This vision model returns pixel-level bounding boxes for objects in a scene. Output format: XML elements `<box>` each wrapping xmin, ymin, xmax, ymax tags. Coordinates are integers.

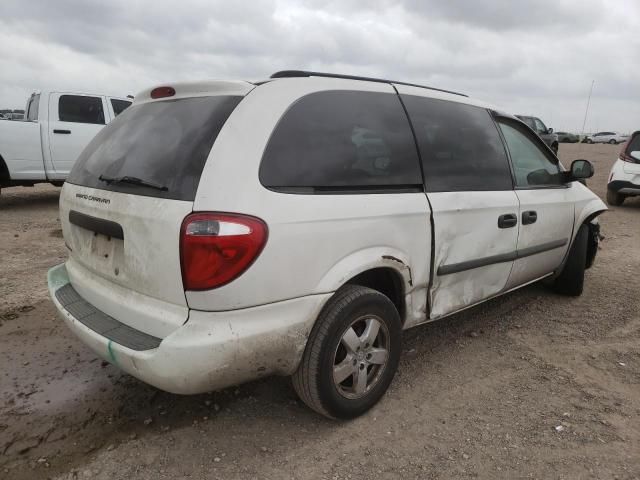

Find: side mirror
<box><xmin>631</xmin><ymin>151</ymin><xmax>640</xmax><ymax>161</ymax></box>
<box><xmin>569</xmin><ymin>159</ymin><xmax>594</xmax><ymax>181</ymax></box>
<box><xmin>547</xmin><ymin>127</ymin><xmax>554</xmax><ymax>134</ymax></box>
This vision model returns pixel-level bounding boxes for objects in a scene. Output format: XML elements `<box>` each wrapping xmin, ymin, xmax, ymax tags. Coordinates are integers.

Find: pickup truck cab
<box><xmin>515</xmin><ymin>115</ymin><xmax>559</xmax><ymax>155</ymax></box>
<box><xmin>48</xmin><ymin>71</ymin><xmax>606</xmax><ymax>419</ymax></box>
<box><xmin>0</xmin><ymin>90</ymin><xmax>131</xmax><ymax>194</ymax></box>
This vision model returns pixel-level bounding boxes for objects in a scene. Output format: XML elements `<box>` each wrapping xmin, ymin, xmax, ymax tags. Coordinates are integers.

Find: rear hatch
<box><xmin>60</xmin><ymin>82</ymin><xmax>252</xmax><ymax>338</ymax></box>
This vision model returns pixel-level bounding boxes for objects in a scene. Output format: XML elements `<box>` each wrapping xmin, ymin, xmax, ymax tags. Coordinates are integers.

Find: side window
<box><xmin>27</xmin><ymin>94</ymin><xmax>40</xmax><ymax>121</ymax></box>
<box><xmin>59</xmin><ymin>95</ymin><xmax>105</xmax><ymax>124</ymax></box>
<box><xmin>260</xmin><ymin>90</ymin><xmax>422</xmax><ymax>191</ymax></box>
<box><xmin>534</xmin><ymin>118</ymin><xmax>547</xmax><ymax>134</ymax></box>
<box><xmin>111</xmin><ymin>99</ymin><xmax>132</xmax><ymax>116</ymax></box>
<box><xmin>498</xmin><ymin>122</ymin><xmax>562</xmax><ymax>188</ymax></box>
<box><xmin>401</xmin><ymin>95</ymin><xmax>513</xmax><ymax>192</ymax></box>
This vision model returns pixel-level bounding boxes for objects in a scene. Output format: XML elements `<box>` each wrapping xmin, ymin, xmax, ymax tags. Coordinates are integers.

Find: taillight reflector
<box><xmin>180</xmin><ymin>213</ymin><xmax>268</xmax><ymax>291</ymax></box>
<box><xmin>150</xmin><ymin>86</ymin><xmax>176</xmax><ymax>99</ymax></box>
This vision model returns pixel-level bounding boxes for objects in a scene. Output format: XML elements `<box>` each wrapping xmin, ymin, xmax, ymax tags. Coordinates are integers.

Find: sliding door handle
<box><xmin>498</xmin><ymin>213</ymin><xmax>518</xmax><ymax>229</ymax></box>
<box><xmin>522</xmin><ymin>210</ymin><xmax>537</xmax><ymax>225</ymax></box>
<box><xmin>53</xmin><ymin>129</ymin><xmax>71</xmax><ymax>134</ymax></box>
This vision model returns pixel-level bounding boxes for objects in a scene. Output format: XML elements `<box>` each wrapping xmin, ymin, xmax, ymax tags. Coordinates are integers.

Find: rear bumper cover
<box><xmin>608</xmin><ymin>180</ymin><xmax>640</xmax><ymax>195</ymax></box>
<box><xmin>48</xmin><ymin>263</ymin><xmax>330</xmax><ymax>394</ymax></box>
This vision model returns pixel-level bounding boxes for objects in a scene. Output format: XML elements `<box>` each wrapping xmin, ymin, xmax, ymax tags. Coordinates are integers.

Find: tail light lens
<box><xmin>180</xmin><ymin>213</ymin><xmax>268</xmax><ymax>291</ymax></box>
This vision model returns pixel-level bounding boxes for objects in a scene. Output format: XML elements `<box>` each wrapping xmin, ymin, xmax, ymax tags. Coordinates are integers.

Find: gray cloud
<box><xmin>0</xmin><ymin>0</ymin><xmax>638</xmax><ymax>132</ymax></box>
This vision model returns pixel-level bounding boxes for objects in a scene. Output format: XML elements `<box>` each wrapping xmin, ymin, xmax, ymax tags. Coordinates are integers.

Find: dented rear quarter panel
<box><xmin>189</xmin><ymin>77</ymin><xmax>433</xmax><ymax>318</ymax></box>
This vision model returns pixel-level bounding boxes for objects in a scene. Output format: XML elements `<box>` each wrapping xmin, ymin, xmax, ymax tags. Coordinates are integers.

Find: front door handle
<box><xmin>53</xmin><ymin>129</ymin><xmax>71</xmax><ymax>134</ymax></box>
<box><xmin>522</xmin><ymin>210</ymin><xmax>537</xmax><ymax>225</ymax></box>
<box><xmin>498</xmin><ymin>213</ymin><xmax>518</xmax><ymax>229</ymax></box>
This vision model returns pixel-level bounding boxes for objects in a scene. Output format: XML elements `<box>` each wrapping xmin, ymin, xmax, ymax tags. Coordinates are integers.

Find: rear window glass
<box><xmin>59</xmin><ymin>95</ymin><xmax>105</xmax><ymax>124</ymax></box>
<box><xmin>628</xmin><ymin>133</ymin><xmax>640</xmax><ymax>152</ymax></box>
<box><xmin>260</xmin><ymin>90</ymin><xmax>422</xmax><ymax>192</ymax></box>
<box><xmin>67</xmin><ymin>96</ymin><xmax>242</xmax><ymax>201</ymax></box>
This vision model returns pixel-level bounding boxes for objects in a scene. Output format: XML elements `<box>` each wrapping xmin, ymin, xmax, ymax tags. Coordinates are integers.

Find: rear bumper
<box><xmin>608</xmin><ymin>180</ymin><xmax>640</xmax><ymax>195</ymax></box>
<box><xmin>48</xmin><ymin>263</ymin><xmax>330</xmax><ymax>394</ymax></box>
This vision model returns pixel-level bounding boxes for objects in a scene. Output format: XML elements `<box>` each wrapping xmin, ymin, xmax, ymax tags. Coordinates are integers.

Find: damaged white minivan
<box><xmin>48</xmin><ymin>71</ymin><xmax>606</xmax><ymax>419</ymax></box>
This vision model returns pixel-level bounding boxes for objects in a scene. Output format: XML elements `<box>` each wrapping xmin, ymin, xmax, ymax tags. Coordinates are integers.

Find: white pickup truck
<box><xmin>0</xmin><ymin>90</ymin><xmax>131</xmax><ymax>194</ymax></box>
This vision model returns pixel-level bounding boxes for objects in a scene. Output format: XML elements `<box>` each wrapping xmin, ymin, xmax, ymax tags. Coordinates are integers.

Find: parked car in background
<box><xmin>607</xmin><ymin>131</ymin><xmax>640</xmax><ymax>205</ymax></box>
<box><xmin>48</xmin><ymin>71</ymin><xmax>606</xmax><ymax>419</ymax></box>
<box><xmin>556</xmin><ymin>131</ymin><xmax>579</xmax><ymax>143</ymax></box>
<box><xmin>0</xmin><ymin>113</ymin><xmax>7</xmax><ymax>120</ymax></box>
<box><xmin>0</xmin><ymin>90</ymin><xmax>131</xmax><ymax>195</ymax></box>
<box><xmin>583</xmin><ymin>132</ymin><xmax>629</xmax><ymax>144</ymax></box>
<box><xmin>9</xmin><ymin>112</ymin><xmax>25</xmax><ymax>120</ymax></box>
<box><xmin>515</xmin><ymin>115</ymin><xmax>559</xmax><ymax>154</ymax></box>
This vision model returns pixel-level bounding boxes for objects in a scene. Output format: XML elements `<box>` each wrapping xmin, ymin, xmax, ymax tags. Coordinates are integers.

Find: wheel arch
<box><xmin>314</xmin><ymin>247</ymin><xmax>414</xmax><ymax>325</ymax></box>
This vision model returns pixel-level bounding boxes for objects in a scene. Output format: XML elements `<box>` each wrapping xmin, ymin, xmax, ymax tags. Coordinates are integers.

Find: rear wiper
<box><xmin>98</xmin><ymin>174</ymin><xmax>168</xmax><ymax>191</ymax></box>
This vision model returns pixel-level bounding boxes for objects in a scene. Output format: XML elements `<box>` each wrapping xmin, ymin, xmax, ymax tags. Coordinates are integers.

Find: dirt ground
<box><xmin>1</xmin><ymin>143</ymin><xmax>638</xmax><ymax>480</ymax></box>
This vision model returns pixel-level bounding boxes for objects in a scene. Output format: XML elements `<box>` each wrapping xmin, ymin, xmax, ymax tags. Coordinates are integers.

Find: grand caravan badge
<box><xmin>75</xmin><ymin>193</ymin><xmax>111</xmax><ymax>205</ymax></box>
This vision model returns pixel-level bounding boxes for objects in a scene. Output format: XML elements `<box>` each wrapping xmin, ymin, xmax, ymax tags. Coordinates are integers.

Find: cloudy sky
<box><xmin>0</xmin><ymin>0</ymin><xmax>638</xmax><ymax>132</ymax></box>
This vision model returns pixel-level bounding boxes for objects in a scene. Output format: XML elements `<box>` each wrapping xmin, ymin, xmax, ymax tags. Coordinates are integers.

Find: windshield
<box><xmin>67</xmin><ymin>95</ymin><xmax>242</xmax><ymax>201</ymax></box>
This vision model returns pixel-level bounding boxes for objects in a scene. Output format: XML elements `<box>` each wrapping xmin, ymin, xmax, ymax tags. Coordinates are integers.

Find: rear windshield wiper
<box><xmin>98</xmin><ymin>174</ymin><xmax>168</xmax><ymax>192</ymax></box>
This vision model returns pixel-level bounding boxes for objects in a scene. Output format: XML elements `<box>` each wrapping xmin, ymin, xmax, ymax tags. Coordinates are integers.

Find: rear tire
<box><xmin>553</xmin><ymin>225</ymin><xmax>588</xmax><ymax>296</ymax></box>
<box><xmin>609</xmin><ymin>139</ymin><xmax>617</xmax><ymax>144</ymax></box>
<box><xmin>606</xmin><ymin>189</ymin><xmax>625</xmax><ymax>206</ymax></box>
<box><xmin>551</xmin><ymin>143</ymin><xmax>559</xmax><ymax>155</ymax></box>
<box><xmin>292</xmin><ymin>285</ymin><xmax>402</xmax><ymax>419</ymax></box>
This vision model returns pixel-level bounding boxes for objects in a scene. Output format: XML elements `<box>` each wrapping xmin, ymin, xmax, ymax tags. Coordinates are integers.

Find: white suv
<box><xmin>47</xmin><ymin>71</ymin><xmax>606</xmax><ymax>419</ymax></box>
<box><xmin>584</xmin><ymin>132</ymin><xmax>629</xmax><ymax>144</ymax></box>
<box><xmin>607</xmin><ymin>131</ymin><xmax>640</xmax><ymax>205</ymax></box>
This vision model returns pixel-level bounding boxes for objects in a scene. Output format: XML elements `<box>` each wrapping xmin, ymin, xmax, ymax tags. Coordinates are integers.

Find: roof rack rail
<box><xmin>270</xmin><ymin>70</ymin><xmax>467</xmax><ymax>97</ymax></box>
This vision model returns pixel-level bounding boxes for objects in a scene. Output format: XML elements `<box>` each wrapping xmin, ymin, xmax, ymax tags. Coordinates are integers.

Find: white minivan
<box><xmin>48</xmin><ymin>71</ymin><xmax>606</xmax><ymax>419</ymax></box>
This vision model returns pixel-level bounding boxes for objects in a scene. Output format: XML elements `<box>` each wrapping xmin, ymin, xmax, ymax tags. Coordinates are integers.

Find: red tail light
<box><xmin>180</xmin><ymin>213</ymin><xmax>268</xmax><ymax>291</ymax></box>
<box><xmin>150</xmin><ymin>86</ymin><xmax>176</xmax><ymax>99</ymax></box>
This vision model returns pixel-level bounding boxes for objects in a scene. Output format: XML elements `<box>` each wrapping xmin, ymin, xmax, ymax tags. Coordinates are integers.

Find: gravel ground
<box><xmin>1</xmin><ymin>143</ymin><xmax>639</xmax><ymax>480</ymax></box>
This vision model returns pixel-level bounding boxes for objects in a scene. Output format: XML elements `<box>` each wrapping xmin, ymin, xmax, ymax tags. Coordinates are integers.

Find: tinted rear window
<box><xmin>67</xmin><ymin>96</ymin><xmax>242</xmax><ymax>201</ymax></box>
<box><xmin>628</xmin><ymin>133</ymin><xmax>640</xmax><ymax>152</ymax></box>
<box><xmin>260</xmin><ymin>90</ymin><xmax>422</xmax><ymax>192</ymax></box>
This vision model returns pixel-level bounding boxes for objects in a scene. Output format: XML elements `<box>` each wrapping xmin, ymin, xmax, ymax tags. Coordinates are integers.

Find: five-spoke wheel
<box><xmin>293</xmin><ymin>285</ymin><xmax>402</xmax><ymax>419</ymax></box>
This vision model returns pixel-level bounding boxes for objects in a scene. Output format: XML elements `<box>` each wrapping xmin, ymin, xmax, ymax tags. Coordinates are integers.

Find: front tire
<box><xmin>609</xmin><ymin>139</ymin><xmax>617</xmax><ymax>144</ymax></box>
<box><xmin>551</xmin><ymin>143</ymin><xmax>559</xmax><ymax>155</ymax></box>
<box><xmin>553</xmin><ymin>224</ymin><xmax>588</xmax><ymax>296</ymax></box>
<box><xmin>606</xmin><ymin>189</ymin><xmax>625</xmax><ymax>206</ymax></box>
<box><xmin>292</xmin><ymin>285</ymin><xmax>402</xmax><ymax>419</ymax></box>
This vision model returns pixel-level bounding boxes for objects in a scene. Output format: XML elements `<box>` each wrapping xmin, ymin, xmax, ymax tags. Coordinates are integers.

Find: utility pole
<box><xmin>580</xmin><ymin>80</ymin><xmax>595</xmax><ymax>137</ymax></box>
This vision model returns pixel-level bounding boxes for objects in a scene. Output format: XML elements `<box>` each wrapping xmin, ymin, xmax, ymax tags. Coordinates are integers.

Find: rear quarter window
<box><xmin>259</xmin><ymin>90</ymin><xmax>422</xmax><ymax>192</ymax></box>
<box><xmin>67</xmin><ymin>95</ymin><xmax>242</xmax><ymax>201</ymax></box>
